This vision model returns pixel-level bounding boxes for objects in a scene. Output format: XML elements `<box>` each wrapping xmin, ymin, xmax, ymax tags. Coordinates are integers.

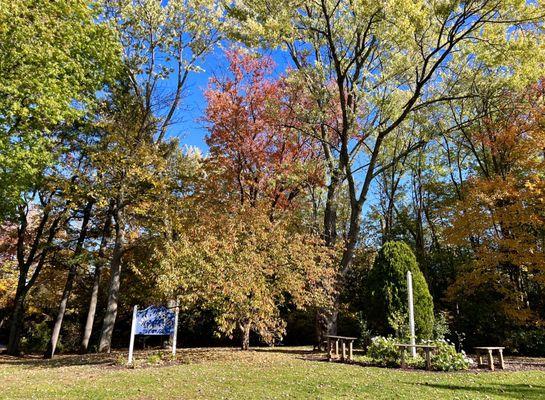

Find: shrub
<box><xmin>366</xmin><ymin>336</ymin><xmax>400</xmax><ymax>366</ymax></box>
<box><xmin>429</xmin><ymin>340</ymin><xmax>471</xmax><ymax>371</ymax></box>
<box><xmin>21</xmin><ymin>320</ymin><xmax>56</xmax><ymax>353</ymax></box>
<box><xmin>366</xmin><ymin>336</ymin><xmax>425</xmax><ymax>368</ymax></box>
<box><xmin>365</xmin><ymin>241</ymin><xmax>434</xmax><ymax>339</ymax></box>
<box><xmin>367</xmin><ymin>336</ymin><xmax>470</xmax><ymax>371</ymax></box>
<box><xmin>506</xmin><ymin>329</ymin><xmax>545</xmax><ymax>356</ymax></box>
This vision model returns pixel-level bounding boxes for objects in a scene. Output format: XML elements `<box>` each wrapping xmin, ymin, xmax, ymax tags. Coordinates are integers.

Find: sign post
<box><xmin>172</xmin><ymin>302</ymin><xmax>179</xmax><ymax>357</ymax></box>
<box><xmin>128</xmin><ymin>305</ymin><xmax>138</xmax><ymax>365</ymax></box>
<box><xmin>407</xmin><ymin>271</ymin><xmax>416</xmax><ymax>357</ymax></box>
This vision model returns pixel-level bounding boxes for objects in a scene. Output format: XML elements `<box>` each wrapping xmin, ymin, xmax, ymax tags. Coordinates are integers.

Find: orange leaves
<box><xmin>445</xmin><ymin>85</ymin><xmax>545</xmax><ymax>323</ymax></box>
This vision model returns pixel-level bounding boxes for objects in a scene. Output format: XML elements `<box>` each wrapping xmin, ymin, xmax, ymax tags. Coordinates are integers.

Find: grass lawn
<box><xmin>1</xmin><ymin>347</ymin><xmax>544</xmax><ymax>399</ymax></box>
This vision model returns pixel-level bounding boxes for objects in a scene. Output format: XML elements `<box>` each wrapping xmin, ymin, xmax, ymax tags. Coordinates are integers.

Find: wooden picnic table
<box><xmin>474</xmin><ymin>346</ymin><xmax>505</xmax><ymax>371</ymax></box>
<box><xmin>396</xmin><ymin>344</ymin><xmax>437</xmax><ymax>370</ymax></box>
<box><xmin>325</xmin><ymin>335</ymin><xmax>357</xmax><ymax>362</ymax></box>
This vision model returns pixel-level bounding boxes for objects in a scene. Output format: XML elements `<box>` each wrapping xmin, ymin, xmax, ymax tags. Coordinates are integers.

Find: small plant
<box><xmin>146</xmin><ymin>353</ymin><xmax>163</xmax><ymax>365</ymax></box>
<box><xmin>357</xmin><ymin>313</ymin><xmax>373</xmax><ymax>350</ymax></box>
<box><xmin>366</xmin><ymin>336</ymin><xmax>400</xmax><ymax>366</ymax></box>
<box><xmin>432</xmin><ymin>311</ymin><xmax>451</xmax><ymax>340</ymax></box>
<box><xmin>115</xmin><ymin>354</ymin><xmax>127</xmax><ymax>366</ymax></box>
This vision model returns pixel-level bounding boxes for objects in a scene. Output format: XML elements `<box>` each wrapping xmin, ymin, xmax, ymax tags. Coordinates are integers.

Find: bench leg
<box><xmin>400</xmin><ymin>348</ymin><xmax>406</xmax><ymax>368</ymax></box>
<box><xmin>349</xmin><ymin>341</ymin><xmax>353</xmax><ymax>361</ymax></box>
<box><xmin>425</xmin><ymin>349</ymin><xmax>431</xmax><ymax>370</ymax></box>
<box><xmin>498</xmin><ymin>349</ymin><xmax>505</xmax><ymax>369</ymax></box>
<box><xmin>487</xmin><ymin>350</ymin><xmax>494</xmax><ymax>371</ymax></box>
<box><xmin>335</xmin><ymin>340</ymin><xmax>339</xmax><ymax>358</ymax></box>
<box><xmin>342</xmin><ymin>341</ymin><xmax>346</xmax><ymax>362</ymax></box>
<box><xmin>478</xmin><ymin>353</ymin><xmax>483</xmax><ymax>367</ymax></box>
<box><xmin>327</xmin><ymin>339</ymin><xmax>333</xmax><ymax>361</ymax></box>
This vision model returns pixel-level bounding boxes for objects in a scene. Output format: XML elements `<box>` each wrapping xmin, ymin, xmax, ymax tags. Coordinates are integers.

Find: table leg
<box><xmin>400</xmin><ymin>348</ymin><xmax>406</xmax><ymax>368</ymax></box>
<box><xmin>478</xmin><ymin>352</ymin><xmax>483</xmax><ymax>367</ymax></box>
<box><xmin>498</xmin><ymin>349</ymin><xmax>505</xmax><ymax>369</ymax></box>
<box><xmin>425</xmin><ymin>348</ymin><xmax>431</xmax><ymax>370</ymax></box>
<box><xmin>487</xmin><ymin>349</ymin><xmax>494</xmax><ymax>371</ymax></box>
<box><xmin>349</xmin><ymin>341</ymin><xmax>353</xmax><ymax>361</ymax></box>
<box><xmin>327</xmin><ymin>339</ymin><xmax>333</xmax><ymax>361</ymax></box>
<box><xmin>335</xmin><ymin>340</ymin><xmax>339</xmax><ymax>358</ymax></box>
<box><xmin>342</xmin><ymin>341</ymin><xmax>346</xmax><ymax>361</ymax></box>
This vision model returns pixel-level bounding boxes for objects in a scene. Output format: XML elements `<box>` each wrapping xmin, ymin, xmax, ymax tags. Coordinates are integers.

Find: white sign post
<box><xmin>407</xmin><ymin>271</ymin><xmax>416</xmax><ymax>357</ymax></box>
<box><xmin>171</xmin><ymin>302</ymin><xmax>179</xmax><ymax>357</ymax></box>
<box><xmin>128</xmin><ymin>305</ymin><xmax>138</xmax><ymax>365</ymax></box>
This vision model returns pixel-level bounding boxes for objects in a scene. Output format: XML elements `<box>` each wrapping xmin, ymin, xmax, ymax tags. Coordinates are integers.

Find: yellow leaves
<box><xmin>156</xmin><ymin>204</ymin><xmax>336</xmax><ymax>344</ymax></box>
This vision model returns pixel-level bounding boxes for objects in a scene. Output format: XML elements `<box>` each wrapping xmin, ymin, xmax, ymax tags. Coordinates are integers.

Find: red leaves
<box><xmin>204</xmin><ymin>49</ymin><xmax>321</xmax><ymax>211</ymax></box>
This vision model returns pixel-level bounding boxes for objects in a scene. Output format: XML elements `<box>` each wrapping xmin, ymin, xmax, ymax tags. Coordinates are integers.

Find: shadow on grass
<box><xmin>252</xmin><ymin>347</ymin><xmax>315</xmax><ymax>356</ymax></box>
<box><xmin>0</xmin><ymin>354</ymin><xmax>118</xmax><ymax>369</ymax></box>
<box><xmin>411</xmin><ymin>382</ymin><xmax>545</xmax><ymax>400</ymax></box>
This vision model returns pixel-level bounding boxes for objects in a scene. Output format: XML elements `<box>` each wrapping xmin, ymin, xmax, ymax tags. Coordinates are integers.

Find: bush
<box><xmin>367</xmin><ymin>336</ymin><xmax>470</xmax><ymax>371</ymax></box>
<box><xmin>429</xmin><ymin>340</ymin><xmax>471</xmax><ymax>371</ymax></box>
<box><xmin>365</xmin><ymin>241</ymin><xmax>434</xmax><ymax>339</ymax></box>
<box><xmin>506</xmin><ymin>329</ymin><xmax>545</xmax><ymax>356</ymax></box>
<box><xmin>366</xmin><ymin>336</ymin><xmax>400</xmax><ymax>366</ymax></box>
<box><xmin>21</xmin><ymin>320</ymin><xmax>56</xmax><ymax>353</ymax></box>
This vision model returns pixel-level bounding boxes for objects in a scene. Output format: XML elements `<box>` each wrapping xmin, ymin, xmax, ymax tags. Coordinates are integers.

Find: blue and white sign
<box><xmin>135</xmin><ymin>306</ymin><xmax>175</xmax><ymax>335</ymax></box>
<box><xmin>128</xmin><ymin>304</ymin><xmax>180</xmax><ymax>364</ymax></box>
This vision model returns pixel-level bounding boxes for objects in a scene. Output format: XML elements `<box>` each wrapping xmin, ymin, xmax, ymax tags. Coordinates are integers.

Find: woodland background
<box><xmin>2</xmin><ymin>0</ymin><xmax>545</xmax><ymax>358</ymax></box>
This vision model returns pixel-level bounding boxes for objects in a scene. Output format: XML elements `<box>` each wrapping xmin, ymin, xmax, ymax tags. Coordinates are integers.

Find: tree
<box><xmin>159</xmin><ymin>207</ymin><xmax>335</xmax><ymax>350</ymax></box>
<box><xmin>204</xmin><ymin>49</ymin><xmax>322</xmax><ymax>215</ymax></box>
<box><xmin>0</xmin><ymin>0</ymin><xmax>119</xmax><ymax>221</ymax></box>
<box><xmin>95</xmin><ymin>0</ymin><xmax>222</xmax><ymax>353</ymax></box>
<box><xmin>366</xmin><ymin>241</ymin><xmax>434</xmax><ymax>339</ymax></box>
<box><xmin>154</xmin><ymin>51</ymin><xmax>335</xmax><ymax>350</ymax></box>
<box><xmin>229</xmin><ymin>0</ymin><xmax>545</xmax><ymax>336</ymax></box>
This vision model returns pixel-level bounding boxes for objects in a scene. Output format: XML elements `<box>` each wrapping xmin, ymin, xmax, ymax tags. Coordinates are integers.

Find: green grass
<box><xmin>1</xmin><ymin>347</ymin><xmax>544</xmax><ymax>399</ymax></box>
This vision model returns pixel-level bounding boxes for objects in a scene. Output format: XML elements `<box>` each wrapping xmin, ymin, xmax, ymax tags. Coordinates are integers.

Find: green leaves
<box><xmin>0</xmin><ymin>0</ymin><xmax>120</xmax><ymax>220</ymax></box>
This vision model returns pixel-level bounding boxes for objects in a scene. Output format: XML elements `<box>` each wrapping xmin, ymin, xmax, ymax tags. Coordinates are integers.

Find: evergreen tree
<box><xmin>366</xmin><ymin>241</ymin><xmax>434</xmax><ymax>339</ymax></box>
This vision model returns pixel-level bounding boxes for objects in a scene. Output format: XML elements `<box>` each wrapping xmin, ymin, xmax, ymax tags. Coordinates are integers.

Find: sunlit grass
<box><xmin>1</xmin><ymin>347</ymin><xmax>544</xmax><ymax>399</ymax></box>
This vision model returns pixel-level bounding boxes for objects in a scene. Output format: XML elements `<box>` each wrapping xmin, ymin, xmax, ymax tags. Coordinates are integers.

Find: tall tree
<box><xmin>446</xmin><ymin>84</ymin><xmax>545</xmax><ymax>334</ymax></box>
<box><xmin>1</xmin><ymin>0</ymin><xmax>119</xmax><ymax>355</ymax></box>
<box><xmin>204</xmin><ymin>49</ymin><xmax>322</xmax><ymax>215</ymax></box>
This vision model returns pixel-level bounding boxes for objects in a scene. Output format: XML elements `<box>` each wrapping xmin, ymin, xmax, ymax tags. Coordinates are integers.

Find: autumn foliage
<box><xmin>204</xmin><ymin>50</ymin><xmax>322</xmax><ymax>213</ymax></box>
<box><xmin>446</xmin><ymin>84</ymin><xmax>545</xmax><ymax>328</ymax></box>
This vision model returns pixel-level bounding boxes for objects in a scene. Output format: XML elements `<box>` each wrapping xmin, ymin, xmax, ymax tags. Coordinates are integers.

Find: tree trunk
<box><xmin>79</xmin><ymin>263</ymin><xmax>103</xmax><ymax>353</ymax></box>
<box><xmin>7</xmin><ymin>203</ymin><xmax>61</xmax><ymax>356</ymax></box>
<box><xmin>315</xmin><ymin>176</ymin><xmax>340</xmax><ymax>344</ymax></box>
<box><xmin>323</xmin><ymin>176</ymin><xmax>339</xmax><ymax>246</ymax></box>
<box><xmin>45</xmin><ymin>201</ymin><xmax>93</xmax><ymax>358</ymax></box>
<box><xmin>80</xmin><ymin>207</ymin><xmax>113</xmax><ymax>353</ymax></box>
<box><xmin>98</xmin><ymin>207</ymin><xmax>124</xmax><ymax>353</ymax></box>
<box><xmin>7</xmin><ymin>288</ymin><xmax>27</xmax><ymax>356</ymax></box>
<box><xmin>240</xmin><ymin>322</ymin><xmax>251</xmax><ymax>351</ymax></box>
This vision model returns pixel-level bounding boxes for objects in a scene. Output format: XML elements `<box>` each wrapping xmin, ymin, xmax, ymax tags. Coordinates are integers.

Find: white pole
<box><xmin>407</xmin><ymin>271</ymin><xmax>416</xmax><ymax>357</ymax></box>
<box><xmin>172</xmin><ymin>302</ymin><xmax>179</xmax><ymax>358</ymax></box>
<box><xmin>128</xmin><ymin>305</ymin><xmax>138</xmax><ymax>365</ymax></box>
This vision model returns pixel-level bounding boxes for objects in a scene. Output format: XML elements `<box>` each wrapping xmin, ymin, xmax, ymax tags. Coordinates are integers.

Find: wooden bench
<box><xmin>474</xmin><ymin>347</ymin><xmax>505</xmax><ymax>371</ymax></box>
<box><xmin>396</xmin><ymin>344</ymin><xmax>437</xmax><ymax>370</ymax></box>
<box><xmin>325</xmin><ymin>335</ymin><xmax>357</xmax><ymax>362</ymax></box>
